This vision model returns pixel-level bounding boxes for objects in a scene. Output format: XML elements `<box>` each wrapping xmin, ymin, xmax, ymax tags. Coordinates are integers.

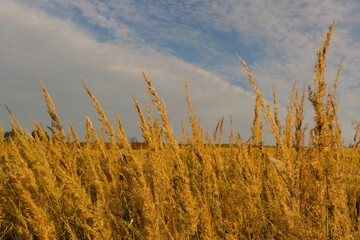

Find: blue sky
<box><xmin>1</xmin><ymin>0</ymin><xmax>360</xmax><ymax>144</ymax></box>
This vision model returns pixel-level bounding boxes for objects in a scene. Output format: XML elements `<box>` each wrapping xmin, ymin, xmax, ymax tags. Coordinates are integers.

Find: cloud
<box><xmin>2</xmin><ymin>0</ymin><xmax>360</xmax><ymax>144</ymax></box>
<box><xmin>0</xmin><ymin>1</ymin><xmax>255</xmax><ymax>143</ymax></box>
<box><xmin>199</xmin><ymin>0</ymin><xmax>360</xmax><ymax>143</ymax></box>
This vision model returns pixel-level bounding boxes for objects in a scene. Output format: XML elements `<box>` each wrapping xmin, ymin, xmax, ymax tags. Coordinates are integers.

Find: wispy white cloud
<box><xmin>0</xmin><ymin>1</ymin><xmax>255</xmax><ymax>142</ymax></box>
<box><xmin>1</xmin><ymin>0</ymin><xmax>360</xmax><ymax>144</ymax></box>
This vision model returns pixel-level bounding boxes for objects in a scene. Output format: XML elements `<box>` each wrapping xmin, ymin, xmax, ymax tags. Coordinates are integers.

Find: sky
<box><xmin>1</xmin><ymin>0</ymin><xmax>360</xmax><ymax>145</ymax></box>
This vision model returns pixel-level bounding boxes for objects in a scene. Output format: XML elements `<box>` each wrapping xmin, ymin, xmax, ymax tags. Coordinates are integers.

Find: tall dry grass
<box><xmin>1</xmin><ymin>22</ymin><xmax>360</xmax><ymax>239</ymax></box>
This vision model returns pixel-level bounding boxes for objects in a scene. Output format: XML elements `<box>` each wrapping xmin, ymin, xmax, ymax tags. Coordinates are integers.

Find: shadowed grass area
<box><xmin>1</xmin><ymin>22</ymin><xmax>360</xmax><ymax>239</ymax></box>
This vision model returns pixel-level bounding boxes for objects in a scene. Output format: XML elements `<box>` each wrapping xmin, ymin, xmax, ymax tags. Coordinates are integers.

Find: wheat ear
<box><xmin>82</xmin><ymin>79</ymin><xmax>115</xmax><ymax>144</ymax></box>
<box><xmin>39</xmin><ymin>77</ymin><xmax>65</xmax><ymax>141</ymax></box>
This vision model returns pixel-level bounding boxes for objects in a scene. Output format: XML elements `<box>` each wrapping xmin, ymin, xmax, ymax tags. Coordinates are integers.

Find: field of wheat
<box><xmin>1</xmin><ymin>22</ymin><xmax>360</xmax><ymax>239</ymax></box>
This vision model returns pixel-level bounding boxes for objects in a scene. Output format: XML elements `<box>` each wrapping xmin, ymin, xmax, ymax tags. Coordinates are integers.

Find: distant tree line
<box><xmin>3</xmin><ymin>129</ymin><xmax>141</xmax><ymax>143</ymax></box>
<box><xmin>3</xmin><ymin>130</ymin><xmax>49</xmax><ymax>141</ymax></box>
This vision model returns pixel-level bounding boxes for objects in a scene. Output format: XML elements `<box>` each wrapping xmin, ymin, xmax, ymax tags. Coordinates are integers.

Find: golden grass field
<box><xmin>1</xmin><ymin>22</ymin><xmax>360</xmax><ymax>239</ymax></box>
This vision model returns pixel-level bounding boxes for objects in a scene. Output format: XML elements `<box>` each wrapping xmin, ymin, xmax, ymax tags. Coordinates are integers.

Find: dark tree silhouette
<box><xmin>3</xmin><ymin>130</ymin><xmax>15</xmax><ymax>141</ymax></box>
<box><xmin>31</xmin><ymin>130</ymin><xmax>50</xmax><ymax>141</ymax></box>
